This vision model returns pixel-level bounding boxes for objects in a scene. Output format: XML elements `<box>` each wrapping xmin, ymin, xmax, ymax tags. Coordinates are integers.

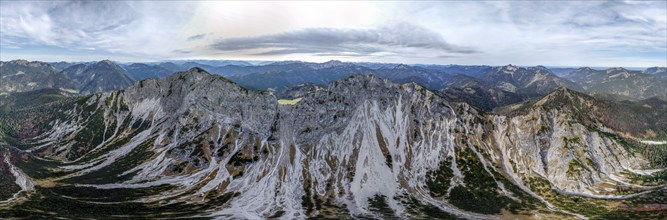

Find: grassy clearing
<box><xmin>277</xmin><ymin>98</ymin><xmax>302</xmax><ymax>105</ymax></box>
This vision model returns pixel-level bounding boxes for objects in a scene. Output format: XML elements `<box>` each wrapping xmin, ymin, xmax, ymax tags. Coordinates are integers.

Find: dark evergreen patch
<box><xmin>446</xmin><ymin>147</ymin><xmax>524</xmax><ymax>214</ymax></box>
<box><xmin>367</xmin><ymin>194</ymin><xmax>397</xmax><ymax>219</ymax></box>
<box><xmin>425</xmin><ymin>158</ymin><xmax>454</xmax><ymax>197</ymax></box>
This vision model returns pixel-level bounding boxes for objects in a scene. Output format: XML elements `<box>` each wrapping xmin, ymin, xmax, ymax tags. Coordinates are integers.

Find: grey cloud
<box><xmin>172</xmin><ymin>49</ymin><xmax>192</xmax><ymax>54</ymax></box>
<box><xmin>211</xmin><ymin>23</ymin><xmax>476</xmax><ymax>57</ymax></box>
<box><xmin>255</xmin><ymin>45</ymin><xmax>384</xmax><ymax>56</ymax></box>
<box><xmin>187</xmin><ymin>34</ymin><xmax>206</xmax><ymax>41</ymax></box>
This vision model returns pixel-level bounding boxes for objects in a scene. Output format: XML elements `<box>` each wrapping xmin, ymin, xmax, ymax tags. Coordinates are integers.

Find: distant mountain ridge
<box><xmin>63</xmin><ymin>60</ymin><xmax>134</xmax><ymax>94</ymax></box>
<box><xmin>561</xmin><ymin>67</ymin><xmax>666</xmax><ymax>100</ymax></box>
<box><xmin>0</xmin><ymin>60</ymin><xmax>72</xmax><ymax>93</ymax></box>
<box><xmin>478</xmin><ymin>65</ymin><xmax>584</xmax><ymax>95</ymax></box>
<box><xmin>2</xmin><ymin>59</ymin><xmax>665</xmax><ymax>111</ymax></box>
<box><xmin>1</xmin><ymin>60</ymin><xmax>134</xmax><ymax>94</ymax></box>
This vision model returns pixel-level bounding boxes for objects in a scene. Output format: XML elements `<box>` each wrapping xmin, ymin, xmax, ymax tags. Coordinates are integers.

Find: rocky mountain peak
<box><xmin>91</xmin><ymin>60</ymin><xmax>124</xmax><ymax>72</ymax></box>
<box><xmin>502</xmin><ymin>64</ymin><xmax>519</xmax><ymax>71</ymax></box>
<box><xmin>322</xmin><ymin>60</ymin><xmax>344</xmax><ymax>65</ymax></box>
<box><xmin>606</xmin><ymin>67</ymin><xmax>627</xmax><ymax>73</ymax></box>
<box><xmin>127</xmin><ymin>67</ymin><xmax>245</xmax><ymax>98</ymax></box>
<box><xmin>59</xmin><ymin>60</ymin><xmax>134</xmax><ymax>94</ymax></box>
<box><xmin>329</xmin><ymin>74</ymin><xmax>387</xmax><ymax>90</ymax></box>
<box><xmin>545</xmin><ymin>86</ymin><xmax>581</xmax><ymax>99</ymax></box>
<box><xmin>534</xmin><ymin>65</ymin><xmax>548</xmax><ymax>70</ymax></box>
<box><xmin>527</xmin><ymin>86</ymin><xmax>595</xmax><ymax>114</ymax></box>
<box><xmin>644</xmin><ymin>66</ymin><xmax>666</xmax><ymax>74</ymax></box>
<box><xmin>319</xmin><ymin>74</ymin><xmax>430</xmax><ymax>106</ymax></box>
<box><xmin>10</xmin><ymin>59</ymin><xmax>30</xmax><ymax>65</ymax></box>
<box><xmin>120</xmin><ymin>66</ymin><xmax>276</xmax><ymax>133</ymax></box>
<box><xmin>146</xmin><ymin>67</ymin><xmax>234</xmax><ymax>89</ymax></box>
<box><xmin>577</xmin><ymin>67</ymin><xmax>594</xmax><ymax>72</ymax></box>
<box><xmin>98</xmin><ymin>59</ymin><xmax>115</xmax><ymax>66</ymax></box>
<box><xmin>306</xmin><ymin>60</ymin><xmax>351</xmax><ymax>69</ymax></box>
<box><xmin>492</xmin><ymin>64</ymin><xmax>521</xmax><ymax>74</ymax></box>
<box><xmin>185</xmin><ymin>66</ymin><xmax>208</xmax><ymax>74</ymax></box>
<box><xmin>394</xmin><ymin>64</ymin><xmax>412</xmax><ymax>70</ymax></box>
<box><xmin>604</xmin><ymin>67</ymin><xmax>636</xmax><ymax>79</ymax></box>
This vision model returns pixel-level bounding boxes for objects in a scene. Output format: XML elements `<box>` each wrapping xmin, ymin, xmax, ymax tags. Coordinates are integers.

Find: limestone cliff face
<box><xmin>2</xmin><ymin>68</ymin><xmax>660</xmax><ymax>219</ymax></box>
<box><xmin>495</xmin><ymin>109</ymin><xmax>646</xmax><ymax>194</ymax></box>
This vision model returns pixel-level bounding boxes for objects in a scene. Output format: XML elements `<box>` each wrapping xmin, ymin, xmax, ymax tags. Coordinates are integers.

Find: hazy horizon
<box><xmin>1</xmin><ymin>58</ymin><xmax>663</xmax><ymax>70</ymax></box>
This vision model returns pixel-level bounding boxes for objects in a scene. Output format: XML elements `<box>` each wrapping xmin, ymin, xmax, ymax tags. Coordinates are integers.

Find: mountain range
<box><xmin>3</xmin><ymin>59</ymin><xmax>664</xmax><ymax>102</ymax></box>
<box><xmin>560</xmin><ymin>67</ymin><xmax>666</xmax><ymax>100</ymax></box>
<box><xmin>0</xmin><ymin>60</ymin><xmax>133</xmax><ymax>95</ymax></box>
<box><xmin>0</xmin><ymin>65</ymin><xmax>665</xmax><ymax>218</ymax></box>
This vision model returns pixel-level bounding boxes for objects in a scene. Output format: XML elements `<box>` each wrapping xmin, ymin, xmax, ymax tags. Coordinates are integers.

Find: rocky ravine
<box><xmin>0</xmin><ymin>68</ymin><xmax>664</xmax><ymax>219</ymax></box>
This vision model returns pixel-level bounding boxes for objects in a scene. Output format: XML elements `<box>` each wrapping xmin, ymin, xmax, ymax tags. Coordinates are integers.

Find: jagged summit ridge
<box><xmin>119</xmin><ymin>66</ymin><xmax>278</xmax><ymax>134</ymax></box>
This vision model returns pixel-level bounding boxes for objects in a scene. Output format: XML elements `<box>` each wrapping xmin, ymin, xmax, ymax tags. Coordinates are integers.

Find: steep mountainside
<box><xmin>0</xmin><ymin>88</ymin><xmax>75</xmax><ymax>112</ymax></box>
<box><xmin>49</xmin><ymin>62</ymin><xmax>76</xmax><ymax>72</ymax></box>
<box><xmin>439</xmin><ymin>74</ymin><xmax>525</xmax><ymax>112</ymax></box>
<box><xmin>0</xmin><ymin>68</ymin><xmax>664</xmax><ymax>219</ymax></box>
<box><xmin>644</xmin><ymin>67</ymin><xmax>667</xmax><ymax>80</ymax></box>
<box><xmin>500</xmin><ymin>87</ymin><xmax>667</xmax><ymax>139</ymax></box>
<box><xmin>563</xmin><ymin>67</ymin><xmax>666</xmax><ymax>100</ymax></box>
<box><xmin>60</xmin><ymin>60</ymin><xmax>134</xmax><ymax>94</ymax></box>
<box><xmin>479</xmin><ymin>65</ymin><xmax>583</xmax><ymax>96</ymax></box>
<box><xmin>0</xmin><ymin>60</ymin><xmax>74</xmax><ymax>93</ymax></box>
<box><xmin>1</xmin><ymin>60</ymin><xmax>135</xmax><ymax>95</ymax></box>
<box><xmin>374</xmin><ymin>64</ymin><xmax>451</xmax><ymax>89</ymax></box>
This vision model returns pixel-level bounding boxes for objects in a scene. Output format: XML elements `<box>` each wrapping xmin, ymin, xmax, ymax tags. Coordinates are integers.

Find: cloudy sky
<box><xmin>1</xmin><ymin>1</ymin><xmax>665</xmax><ymax>67</ymax></box>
